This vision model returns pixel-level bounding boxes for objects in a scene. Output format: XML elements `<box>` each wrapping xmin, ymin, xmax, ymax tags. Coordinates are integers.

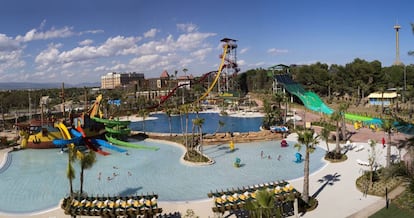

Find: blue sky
<box><xmin>0</xmin><ymin>0</ymin><xmax>413</xmax><ymax>84</ymax></box>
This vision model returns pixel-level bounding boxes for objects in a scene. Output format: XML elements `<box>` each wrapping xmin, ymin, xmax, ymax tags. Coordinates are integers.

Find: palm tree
<box><xmin>330</xmin><ymin>111</ymin><xmax>342</xmax><ymax>154</ymax></box>
<box><xmin>79</xmin><ymin>151</ymin><xmax>96</xmax><ymax>194</ymax></box>
<box><xmin>244</xmin><ymin>189</ymin><xmax>279</xmax><ymax>218</ymax></box>
<box><xmin>320</xmin><ymin>125</ymin><xmax>331</xmax><ymax>152</ymax></box>
<box><xmin>165</xmin><ymin>108</ymin><xmax>173</xmax><ymax>136</ymax></box>
<box><xmin>382</xmin><ymin>118</ymin><xmax>394</xmax><ymax>168</ymax></box>
<box><xmin>295</xmin><ymin>129</ymin><xmax>319</xmax><ymax>204</ymax></box>
<box><xmin>192</xmin><ymin>117</ymin><xmax>205</xmax><ymax>157</ymax></box>
<box><xmin>66</xmin><ymin>144</ymin><xmax>77</xmax><ymax>196</ymax></box>
<box><xmin>338</xmin><ymin>103</ymin><xmax>349</xmax><ymax>140</ymax></box>
<box><xmin>378</xmin><ymin>86</ymin><xmax>386</xmax><ymax>116</ymax></box>
<box><xmin>213</xmin><ymin>120</ymin><xmax>225</xmax><ymax>136</ymax></box>
<box><xmin>67</xmin><ymin>159</ymin><xmax>76</xmax><ymax>196</ymax></box>
<box><xmin>138</xmin><ymin>109</ymin><xmax>149</xmax><ymax>134</ymax></box>
<box><xmin>180</xmin><ymin>104</ymin><xmax>191</xmax><ymax>158</ymax></box>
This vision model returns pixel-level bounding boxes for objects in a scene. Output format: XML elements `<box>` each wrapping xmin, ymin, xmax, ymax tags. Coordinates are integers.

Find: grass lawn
<box><xmin>369</xmin><ymin>203</ymin><xmax>414</xmax><ymax>218</ymax></box>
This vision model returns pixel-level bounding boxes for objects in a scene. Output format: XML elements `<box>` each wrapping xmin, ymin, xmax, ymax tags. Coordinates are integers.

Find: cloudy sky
<box><xmin>0</xmin><ymin>0</ymin><xmax>413</xmax><ymax>84</ymax></box>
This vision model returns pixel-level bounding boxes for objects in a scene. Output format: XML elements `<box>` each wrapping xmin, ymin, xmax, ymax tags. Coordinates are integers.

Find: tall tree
<box><xmin>330</xmin><ymin>111</ymin><xmax>342</xmax><ymax>154</ymax></box>
<box><xmin>180</xmin><ymin>104</ymin><xmax>191</xmax><ymax>158</ymax></box>
<box><xmin>138</xmin><ymin>109</ymin><xmax>149</xmax><ymax>134</ymax></box>
<box><xmin>165</xmin><ymin>108</ymin><xmax>173</xmax><ymax>136</ymax></box>
<box><xmin>295</xmin><ymin>129</ymin><xmax>319</xmax><ymax>204</ymax></box>
<box><xmin>382</xmin><ymin>119</ymin><xmax>394</xmax><ymax>168</ymax></box>
<box><xmin>338</xmin><ymin>103</ymin><xmax>349</xmax><ymax>140</ymax></box>
<box><xmin>213</xmin><ymin>120</ymin><xmax>225</xmax><ymax>136</ymax></box>
<box><xmin>66</xmin><ymin>144</ymin><xmax>77</xmax><ymax>196</ymax></box>
<box><xmin>192</xmin><ymin>117</ymin><xmax>205</xmax><ymax>157</ymax></box>
<box><xmin>79</xmin><ymin>151</ymin><xmax>96</xmax><ymax>194</ymax></box>
<box><xmin>320</xmin><ymin>125</ymin><xmax>331</xmax><ymax>152</ymax></box>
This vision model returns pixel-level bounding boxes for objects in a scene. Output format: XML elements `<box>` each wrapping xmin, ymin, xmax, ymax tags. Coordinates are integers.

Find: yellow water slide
<box><xmin>55</xmin><ymin>122</ymin><xmax>75</xmax><ymax>149</ymax></box>
<box><xmin>195</xmin><ymin>43</ymin><xmax>229</xmax><ymax>102</ymax></box>
<box><xmin>88</xmin><ymin>94</ymin><xmax>103</xmax><ymax>118</ymax></box>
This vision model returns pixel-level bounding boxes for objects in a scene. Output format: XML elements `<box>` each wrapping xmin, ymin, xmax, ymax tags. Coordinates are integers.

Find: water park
<box><xmin>0</xmin><ymin>37</ymin><xmax>413</xmax><ymax>218</ymax></box>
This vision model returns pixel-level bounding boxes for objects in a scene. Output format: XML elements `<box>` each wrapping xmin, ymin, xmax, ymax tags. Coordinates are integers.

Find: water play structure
<box><xmin>19</xmin><ymin>119</ymin><xmax>63</xmax><ymax>149</ymax></box>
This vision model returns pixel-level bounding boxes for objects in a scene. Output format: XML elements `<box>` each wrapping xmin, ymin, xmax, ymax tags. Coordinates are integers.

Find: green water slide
<box><xmin>282</xmin><ymin>81</ymin><xmax>333</xmax><ymax>114</ymax></box>
<box><xmin>105</xmin><ymin>135</ymin><xmax>159</xmax><ymax>150</ymax></box>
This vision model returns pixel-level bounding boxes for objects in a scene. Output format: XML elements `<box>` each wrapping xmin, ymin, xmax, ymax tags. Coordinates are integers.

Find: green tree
<box><xmin>79</xmin><ymin>151</ymin><xmax>96</xmax><ymax>194</ymax></box>
<box><xmin>244</xmin><ymin>189</ymin><xmax>279</xmax><ymax>218</ymax></box>
<box><xmin>138</xmin><ymin>109</ymin><xmax>149</xmax><ymax>134</ymax></box>
<box><xmin>367</xmin><ymin>139</ymin><xmax>379</xmax><ymax>188</ymax></box>
<box><xmin>320</xmin><ymin>125</ymin><xmax>331</xmax><ymax>152</ymax></box>
<box><xmin>382</xmin><ymin>118</ymin><xmax>394</xmax><ymax>168</ymax></box>
<box><xmin>66</xmin><ymin>144</ymin><xmax>77</xmax><ymax>196</ymax></box>
<box><xmin>338</xmin><ymin>103</ymin><xmax>349</xmax><ymax>139</ymax></box>
<box><xmin>192</xmin><ymin>117</ymin><xmax>205</xmax><ymax>157</ymax></box>
<box><xmin>180</xmin><ymin>104</ymin><xmax>191</xmax><ymax>158</ymax></box>
<box><xmin>213</xmin><ymin>120</ymin><xmax>225</xmax><ymax>136</ymax></box>
<box><xmin>330</xmin><ymin>111</ymin><xmax>342</xmax><ymax>154</ymax></box>
<box><xmin>165</xmin><ymin>108</ymin><xmax>173</xmax><ymax>136</ymax></box>
<box><xmin>295</xmin><ymin>129</ymin><xmax>319</xmax><ymax>204</ymax></box>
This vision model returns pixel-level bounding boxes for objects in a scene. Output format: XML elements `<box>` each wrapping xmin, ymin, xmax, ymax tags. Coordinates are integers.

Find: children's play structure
<box><xmin>294</xmin><ymin>152</ymin><xmax>303</xmax><ymax>163</ymax></box>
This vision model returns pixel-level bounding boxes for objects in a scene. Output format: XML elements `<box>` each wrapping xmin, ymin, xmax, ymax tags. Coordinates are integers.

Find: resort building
<box><xmin>101</xmin><ymin>72</ymin><xmax>145</xmax><ymax>89</ymax></box>
<box><xmin>367</xmin><ymin>91</ymin><xmax>399</xmax><ymax>106</ymax></box>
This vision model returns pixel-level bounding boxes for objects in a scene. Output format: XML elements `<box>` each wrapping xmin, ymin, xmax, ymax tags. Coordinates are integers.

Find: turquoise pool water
<box><xmin>129</xmin><ymin>112</ymin><xmax>264</xmax><ymax>133</ymax></box>
<box><xmin>0</xmin><ymin>139</ymin><xmax>326</xmax><ymax>214</ymax></box>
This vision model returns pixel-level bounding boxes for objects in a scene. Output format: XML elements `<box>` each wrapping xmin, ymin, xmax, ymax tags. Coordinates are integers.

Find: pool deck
<box><xmin>0</xmin><ymin>123</ymin><xmax>410</xmax><ymax>218</ymax></box>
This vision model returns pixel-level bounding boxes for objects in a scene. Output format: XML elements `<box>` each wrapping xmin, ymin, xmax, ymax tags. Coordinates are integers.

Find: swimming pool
<box><xmin>0</xmin><ymin>139</ymin><xmax>326</xmax><ymax>214</ymax></box>
<box><xmin>129</xmin><ymin>112</ymin><xmax>264</xmax><ymax>133</ymax></box>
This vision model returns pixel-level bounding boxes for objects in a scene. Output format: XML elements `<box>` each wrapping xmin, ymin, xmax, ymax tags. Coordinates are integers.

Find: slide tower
<box><xmin>218</xmin><ymin>38</ymin><xmax>240</xmax><ymax>95</ymax></box>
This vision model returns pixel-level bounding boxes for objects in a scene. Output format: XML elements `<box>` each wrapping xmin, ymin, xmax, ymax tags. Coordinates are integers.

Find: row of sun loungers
<box><xmin>207</xmin><ymin>180</ymin><xmax>301</xmax><ymax>213</ymax></box>
<box><xmin>61</xmin><ymin>194</ymin><xmax>162</xmax><ymax>217</ymax></box>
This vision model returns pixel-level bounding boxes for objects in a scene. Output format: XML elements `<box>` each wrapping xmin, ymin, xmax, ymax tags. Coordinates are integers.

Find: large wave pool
<box><xmin>0</xmin><ymin>139</ymin><xmax>326</xmax><ymax>214</ymax></box>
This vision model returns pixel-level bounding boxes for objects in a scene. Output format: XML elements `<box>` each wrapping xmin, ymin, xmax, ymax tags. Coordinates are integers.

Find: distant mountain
<box><xmin>0</xmin><ymin>82</ymin><xmax>100</xmax><ymax>90</ymax></box>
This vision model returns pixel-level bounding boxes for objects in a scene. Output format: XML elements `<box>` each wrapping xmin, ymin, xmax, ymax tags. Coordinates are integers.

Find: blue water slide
<box><xmin>52</xmin><ymin>137</ymin><xmax>82</xmax><ymax>147</ymax></box>
<box><xmin>91</xmin><ymin>138</ymin><xmax>127</xmax><ymax>153</ymax></box>
<box><xmin>70</xmin><ymin>128</ymin><xmax>83</xmax><ymax>138</ymax></box>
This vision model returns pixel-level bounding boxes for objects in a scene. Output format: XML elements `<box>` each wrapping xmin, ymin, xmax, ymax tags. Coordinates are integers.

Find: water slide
<box><xmin>71</xmin><ymin>127</ymin><xmax>110</xmax><ymax>156</ymax></box>
<box><xmin>275</xmin><ymin>74</ymin><xmax>334</xmax><ymax>114</ymax></box>
<box><xmin>105</xmin><ymin>126</ymin><xmax>131</xmax><ymax>135</ymax></box>
<box><xmin>145</xmin><ymin>44</ymin><xmax>229</xmax><ymax>109</ymax></box>
<box><xmin>53</xmin><ymin>137</ymin><xmax>81</xmax><ymax>148</ymax></box>
<box><xmin>196</xmin><ymin>43</ymin><xmax>229</xmax><ymax>102</ymax></box>
<box><xmin>90</xmin><ymin>116</ymin><xmax>131</xmax><ymax>127</ymax></box>
<box><xmin>91</xmin><ymin>138</ymin><xmax>127</xmax><ymax>153</ymax></box>
<box><xmin>105</xmin><ymin>134</ymin><xmax>159</xmax><ymax>151</ymax></box>
<box><xmin>275</xmin><ymin>74</ymin><xmax>386</xmax><ymax>126</ymax></box>
<box><xmin>54</xmin><ymin>122</ymin><xmax>79</xmax><ymax>149</ymax></box>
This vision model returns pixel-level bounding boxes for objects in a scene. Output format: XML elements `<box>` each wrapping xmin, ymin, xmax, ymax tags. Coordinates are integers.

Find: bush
<box><xmin>325</xmin><ymin>151</ymin><xmax>343</xmax><ymax>160</ymax></box>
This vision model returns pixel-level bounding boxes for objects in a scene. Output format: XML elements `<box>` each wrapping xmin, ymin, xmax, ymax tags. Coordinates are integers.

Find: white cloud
<box><xmin>237</xmin><ymin>59</ymin><xmax>246</xmax><ymax>66</ymax></box>
<box><xmin>16</xmin><ymin>26</ymin><xmax>75</xmax><ymax>42</ymax></box>
<box><xmin>267</xmin><ymin>48</ymin><xmax>289</xmax><ymax>55</ymax></box>
<box><xmin>35</xmin><ymin>43</ymin><xmax>61</xmax><ymax>70</ymax></box>
<box><xmin>26</xmin><ymin>23</ymin><xmax>218</xmax><ymax>82</ymax></box>
<box><xmin>129</xmin><ymin>54</ymin><xmax>160</xmax><ymax>66</ymax></box>
<box><xmin>177</xmin><ymin>23</ymin><xmax>198</xmax><ymax>33</ymax></box>
<box><xmin>176</xmin><ymin>32</ymin><xmax>216</xmax><ymax>50</ymax></box>
<box><xmin>144</xmin><ymin>28</ymin><xmax>158</xmax><ymax>38</ymax></box>
<box><xmin>0</xmin><ymin>50</ymin><xmax>25</xmax><ymax>73</ymax></box>
<box><xmin>240</xmin><ymin>48</ymin><xmax>249</xmax><ymax>54</ymax></box>
<box><xmin>191</xmin><ymin>47</ymin><xmax>212</xmax><ymax>60</ymax></box>
<box><xmin>0</xmin><ymin>34</ymin><xmax>20</xmax><ymax>51</ymax></box>
<box><xmin>79</xmin><ymin>39</ymin><xmax>94</xmax><ymax>46</ymax></box>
